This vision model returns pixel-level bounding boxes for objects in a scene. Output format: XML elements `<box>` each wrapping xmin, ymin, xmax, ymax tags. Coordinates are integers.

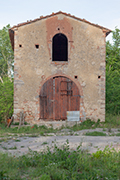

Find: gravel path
<box><xmin>0</xmin><ymin>128</ymin><xmax>120</xmax><ymax>156</ymax></box>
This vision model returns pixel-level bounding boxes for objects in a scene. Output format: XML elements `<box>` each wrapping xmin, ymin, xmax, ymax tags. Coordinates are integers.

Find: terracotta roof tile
<box><xmin>10</xmin><ymin>11</ymin><xmax>111</xmax><ymax>33</ymax></box>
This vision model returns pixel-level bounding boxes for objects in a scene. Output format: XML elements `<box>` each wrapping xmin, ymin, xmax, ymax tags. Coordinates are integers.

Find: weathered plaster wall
<box><xmin>14</xmin><ymin>14</ymin><xmax>105</xmax><ymax>123</ymax></box>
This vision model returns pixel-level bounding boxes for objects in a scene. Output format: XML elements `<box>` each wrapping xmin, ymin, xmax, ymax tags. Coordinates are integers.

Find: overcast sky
<box><xmin>1</xmin><ymin>0</ymin><xmax>120</xmax><ymax>42</ymax></box>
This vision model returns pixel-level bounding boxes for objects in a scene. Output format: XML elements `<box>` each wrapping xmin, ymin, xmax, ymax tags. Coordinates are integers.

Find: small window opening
<box><xmin>74</xmin><ymin>76</ymin><xmax>78</xmax><ymax>79</ymax></box>
<box><xmin>58</xmin><ymin>28</ymin><xmax>60</xmax><ymax>30</ymax></box>
<box><xmin>98</xmin><ymin>76</ymin><xmax>101</xmax><ymax>79</ymax></box>
<box><xmin>35</xmin><ymin>44</ymin><xmax>39</xmax><ymax>49</ymax></box>
<box><xmin>52</xmin><ymin>33</ymin><xmax>68</xmax><ymax>61</ymax></box>
<box><xmin>19</xmin><ymin>44</ymin><xmax>22</xmax><ymax>47</ymax></box>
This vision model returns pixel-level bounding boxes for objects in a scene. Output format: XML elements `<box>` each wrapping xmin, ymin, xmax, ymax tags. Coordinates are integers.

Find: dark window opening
<box><xmin>52</xmin><ymin>33</ymin><xmax>68</xmax><ymax>61</ymax></box>
<box><xmin>74</xmin><ymin>76</ymin><xmax>78</xmax><ymax>79</ymax></box>
<box><xmin>98</xmin><ymin>76</ymin><xmax>101</xmax><ymax>79</ymax></box>
<box><xmin>19</xmin><ymin>44</ymin><xmax>22</xmax><ymax>47</ymax></box>
<box><xmin>35</xmin><ymin>44</ymin><xmax>39</xmax><ymax>49</ymax></box>
<box><xmin>58</xmin><ymin>28</ymin><xmax>60</xmax><ymax>30</ymax></box>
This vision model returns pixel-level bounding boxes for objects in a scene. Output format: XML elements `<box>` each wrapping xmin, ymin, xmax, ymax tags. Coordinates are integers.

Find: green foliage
<box><xmin>0</xmin><ymin>124</ymin><xmax>57</xmax><ymax>136</ymax></box>
<box><xmin>106</xmin><ymin>28</ymin><xmax>120</xmax><ymax>114</ymax></box>
<box><xmin>0</xmin><ymin>115</ymin><xmax>120</xmax><ymax>136</ymax></box>
<box><xmin>0</xmin><ymin>170</ymin><xmax>9</xmax><ymax>180</ymax></box>
<box><xmin>0</xmin><ymin>143</ymin><xmax>120</xmax><ymax>179</ymax></box>
<box><xmin>116</xmin><ymin>133</ymin><xmax>120</xmax><ymax>136</ymax></box>
<box><xmin>0</xmin><ymin>24</ymin><xmax>14</xmax><ymax>78</ymax></box>
<box><xmin>85</xmin><ymin>131</ymin><xmax>107</xmax><ymax>136</ymax></box>
<box><xmin>40</xmin><ymin>174</ymin><xmax>51</xmax><ymax>180</ymax></box>
<box><xmin>0</xmin><ymin>25</ymin><xmax>14</xmax><ymax>123</ymax></box>
<box><xmin>105</xmin><ymin>113</ymin><xmax>120</xmax><ymax>127</ymax></box>
<box><xmin>0</xmin><ymin>77</ymin><xmax>13</xmax><ymax>123</ymax></box>
<box><xmin>71</xmin><ymin>119</ymin><xmax>100</xmax><ymax>131</ymax></box>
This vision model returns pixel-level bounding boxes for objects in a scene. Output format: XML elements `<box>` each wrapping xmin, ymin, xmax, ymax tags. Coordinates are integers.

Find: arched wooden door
<box><xmin>40</xmin><ymin>76</ymin><xmax>80</xmax><ymax>120</ymax></box>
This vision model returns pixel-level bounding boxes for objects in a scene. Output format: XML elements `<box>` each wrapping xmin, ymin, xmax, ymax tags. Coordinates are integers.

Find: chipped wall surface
<box><xmin>14</xmin><ymin>14</ymin><xmax>106</xmax><ymax>123</ymax></box>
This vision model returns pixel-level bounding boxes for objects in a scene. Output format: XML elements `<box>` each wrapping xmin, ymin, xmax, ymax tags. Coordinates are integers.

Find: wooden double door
<box><xmin>40</xmin><ymin>76</ymin><xmax>80</xmax><ymax>120</ymax></box>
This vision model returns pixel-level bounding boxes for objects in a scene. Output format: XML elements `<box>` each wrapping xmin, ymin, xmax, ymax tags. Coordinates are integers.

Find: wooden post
<box><xmin>18</xmin><ymin>111</ymin><xmax>25</xmax><ymax>129</ymax></box>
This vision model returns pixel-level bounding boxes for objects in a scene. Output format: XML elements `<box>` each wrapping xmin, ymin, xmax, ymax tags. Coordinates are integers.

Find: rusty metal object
<box><xmin>7</xmin><ymin>116</ymin><xmax>14</xmax><ymax>128</ymax></box>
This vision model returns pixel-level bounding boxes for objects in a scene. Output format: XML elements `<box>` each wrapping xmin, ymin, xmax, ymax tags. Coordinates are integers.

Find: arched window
<box><xmin>52</xmin><ymin>33</ymin><xmax>68</xmax><ymax>61</ymax></box>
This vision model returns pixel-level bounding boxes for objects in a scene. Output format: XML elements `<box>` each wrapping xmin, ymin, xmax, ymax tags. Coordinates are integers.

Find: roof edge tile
<box><xmin>9</xmin><ymin>11</ymin><xmax>111</xmax><ymax>50</ymax></box>
<box><xmin>9</xmin><ymin>11</ymin><xmax>111</xmax><ymax>35</ymax></box>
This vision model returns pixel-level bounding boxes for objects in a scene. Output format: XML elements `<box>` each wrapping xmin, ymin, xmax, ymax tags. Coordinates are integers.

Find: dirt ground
<box><xmin>0</xmin><ymin>128</ymin><xmax>120</xmax><ymax>156</ymax></box>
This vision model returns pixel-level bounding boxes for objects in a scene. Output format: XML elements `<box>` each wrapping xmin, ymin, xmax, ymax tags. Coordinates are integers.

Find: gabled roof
<box><xmin>9</xmin><ymin>11</ymin><xmax>111</xmax><ymax>51</ymax></box>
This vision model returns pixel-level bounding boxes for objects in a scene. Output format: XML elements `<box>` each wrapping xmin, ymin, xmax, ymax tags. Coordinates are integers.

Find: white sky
<box><xmin>1</xmin><ymin>0</ymin><xmax>120</xmax><ymax>42</ymax></box>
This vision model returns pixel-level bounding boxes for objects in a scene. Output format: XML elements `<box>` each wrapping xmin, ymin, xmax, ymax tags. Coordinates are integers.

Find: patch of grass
<box><xmin>0</xmin><ymin>114</ymin><xmax>120</xmax><ymax>137</ymax></box>
<box><xmin>40</xmin><ymin>131</ymin><xmax>44</xmax><ymax>136</ymax></box>
<box><xmin>40</xmin><ymin>174</ymin><xmax>51</xmax><ymax>180</ymax></box>
<box><xmin>12</xmin><ymin>122</ymin><xmax>19</xmax><ymax>125</ymax></box>
<box><xmin>0</xmin><ymin>142</ymin><xmax>120</xmax><ymax>179</ymax></box>
<box><xmin>74</xmin><ymin>133</ymin><xmax>79</xmax><ymax>136</ymax></box>
<box><xmin>24</xmin><ymin>122</ymin><xmax>28</xmax><ymax>125</ymax></box>
<box><xmin>105</xmin><ymin>114</ymin><xmax>120</xmax><ymax>128</ymax></box>
<box><xmin>103</xmin><ymin>128</ymin><xmax>106</xmax><ymax>131</ymax></box>
<box><xmin>70</xmin><ymin>119</ymin><xmax>101</xmax><ymax>132</ymax></box>
<box><xmin>116</xmin><ymin>133</ymin><xmax>120</xmax><ymax>136</ymax></box>
<box><xmin>0</xmin><ymin>139</ymin><xmax>4</xmax><ymax>142</ymax></box>
<box><xmin>12</xmin><ymin>121</ymin><xmax>28</xmax><ymax>125</ymax></box>
<box><xmin>28</xmin><ymin>134</ymin><xmax>39</xmax><ymax>137</ymax></box>
<box><xmin>0</xmin><ymin>138</ymin><xmax>12</xmax><ymax>143</ymax></box>
<box><xmin>109</xmin><ymin>133</ymin><xmax>115</xmax><ymax>136</ymax></box>
<box><xmin>9</xmin><ymin>146</ymin><xmax>17</xmax><ymax>150</ymax></box>
<box><xmin>0</xmin><ymin>123</ymin><xmax>57</xmax><ymax>137</ymax></box>
<box><xmin>85</xmin><ymin>131</ymin><xmax>107</xmax><ymax>136</ymax></box>
<box><xmin>1</xmin><ymin>146</ymin><xmax>8</xmax><ymax>150</ymax></box>
<box><xmin>14</xmin><ymin>139</ymin><xmax>21</xmax><ymax>142</ymax></box>
<box><xmin>0</xmin><ymin>170</ymin><xmax>9</xmax><ymax>180</ymax></box>
<box><xmin>41</xmin><ymin>142</ymin><xmax>48</xmax><ymax>145</ymax></box>
<box><xmin>21</xmin><ymin>146</ymin><xmax>24</xmax><ymax>148</ymax></box>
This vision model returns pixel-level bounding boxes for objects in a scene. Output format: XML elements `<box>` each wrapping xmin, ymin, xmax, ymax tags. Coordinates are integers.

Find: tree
<box><xmin>0</xmin><ymin>24</ymin><xmax>14</xmax><ymax>80</ymax></box>
<box><xmin>0</xmin><ymin>77</ymin><xmax>13</xmax><ymax>122</ymax></box>
<box><xmin>106</xmin><ymin>28</ymin><xmax>120</xmax><ymax>114</ymax></box>
<box><xmin>0</xmin><ymin>25</ymin><xmax>14</xmax><ymax>123</ymax></box>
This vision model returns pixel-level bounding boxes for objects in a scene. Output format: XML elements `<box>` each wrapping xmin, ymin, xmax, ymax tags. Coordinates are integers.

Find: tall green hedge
<box><xmin>106</xmin><ymin>28</ymin><xmax>120</xmax><ymax>114</ymax></box>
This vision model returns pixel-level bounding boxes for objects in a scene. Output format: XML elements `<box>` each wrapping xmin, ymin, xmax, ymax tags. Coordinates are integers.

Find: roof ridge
<box><xmin>10</xmin><ymin>11</ymin><xmax>111</xmax><ymax>34</ymax></box>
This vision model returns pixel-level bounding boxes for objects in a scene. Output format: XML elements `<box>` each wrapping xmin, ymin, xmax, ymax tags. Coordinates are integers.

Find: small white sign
<box><xmin>67</xmin><ymin>111</ymin><xmax>80</xmax><ymax>121</ymax></box>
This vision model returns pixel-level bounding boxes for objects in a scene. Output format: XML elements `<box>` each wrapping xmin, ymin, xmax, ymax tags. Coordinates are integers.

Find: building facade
<box><xmin>9</xmin><ymin>11</ymin><xmax>111</xmax><ymax>123</ymax></box>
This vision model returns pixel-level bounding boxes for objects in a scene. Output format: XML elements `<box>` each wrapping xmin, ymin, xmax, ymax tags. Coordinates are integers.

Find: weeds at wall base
<box><xmin>0</xmin><ymin>115</ymin><xmax>120</xmax><ymax>137</ymax></box>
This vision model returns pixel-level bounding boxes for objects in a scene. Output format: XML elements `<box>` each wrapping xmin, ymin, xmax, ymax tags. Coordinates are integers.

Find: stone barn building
<box><xmin>9</xmin><ymin>11</ymin><xmax>111</xmax><ymax>124</ymax></box>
